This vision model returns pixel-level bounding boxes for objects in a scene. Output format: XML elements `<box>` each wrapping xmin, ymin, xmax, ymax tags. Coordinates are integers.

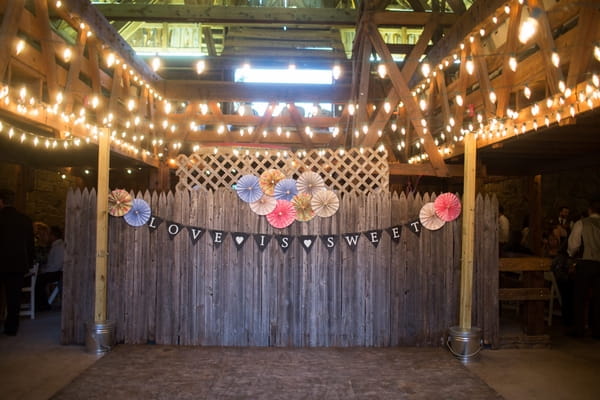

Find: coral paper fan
<box><xmin>108</xmin><ymin>189</ymin><xmax>133</xmax><ymax>217</ymax></box>
<box><xmin>236</xmin><ymin>174</ymin><xmax>263</xmax><ymax>203</ymax></box>
<box><xmin>434</xmin><ymin>192</ymin><xmax>462</xmax><ymax>222</ymax></box>
<box><xmin>274</xmin><ymin>178</ymin><xmax>298</xmax><ymax>201</ymax></box>
<box><xmin>267</xmin><ymin>200</ymin><xmax>297</xmax><ymax>229</ymax></box>
<box><xmin>249</xmin><ymin>195</ymin><xmax>277</xmax><ymax>216</ymax></box>
<box><xmin>259</xmin><ymin>169</ymin><xmax>285</xmax><ymax>196</ymax></box>
<box><xmin>123</xmin><ymin>199</ymin><xmax>152</xmax><ymax>227</ymax></box>
<box><xmin>296</xmin><ymin>171</ymin><xmax>325</xmax><ymax>196</ymax></box>
<box><xmin>419</xmin><ymin>202</ymin><xmax>445</xmax><ymax>230</ymax></box>
<box><xmin>292</xmin><ymin>193</ymin><xmax>315</xmax><ymax>222</ymax></box>
<box><xmin>311</xmin><ymin>190</ymin><xmax>339</xmax><ymax>218</ymax></box>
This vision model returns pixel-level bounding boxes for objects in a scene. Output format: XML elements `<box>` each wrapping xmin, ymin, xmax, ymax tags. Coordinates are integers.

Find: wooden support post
<box><xmin>94</xmin><ymin>128</ymin><xmax>110</xmax><ymax>323</ymax></box>
<box><xmin>459</xmin><ymin>132</ymin><xmax>476</xmax><ymax>329</ymax></box>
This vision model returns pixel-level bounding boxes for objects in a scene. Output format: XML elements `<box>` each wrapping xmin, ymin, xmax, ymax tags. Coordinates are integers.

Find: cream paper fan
<box><xmin>296</xmin><ymin>171</ymin><xmax>325</xmax><ymax>196</ymax></box>
<box><xmin>419</xmin><ymin>202</ymin><xmax>445</xmax><ymax>230</ymax></box>
<box><xmin>249</xmin><ymin>195</ymin><xmax>277</xmax><ymax>216</ymax></box>
<box><xmin>311</xmin><ymin>190</ymin><xmax>339</xmax><ymax>218</ymax></box>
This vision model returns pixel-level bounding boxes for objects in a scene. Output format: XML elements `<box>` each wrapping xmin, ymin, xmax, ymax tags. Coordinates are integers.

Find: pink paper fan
<box><xmin>249</xmin><ymin>195</ymin><xmax>277</xmax><ymax>215</ymax></box>
<box><xmin>434</xmin><ymin>193</ymin><xmax>462</xmax><ymax>222</ymax></box>
<box><xmin>267</xmin><ymin>200</ymin><xmax>297</xmax><ymax>229</ymax></box>
<box><xmin>419</xmin><ymin>202</ymin><xmax>445</xmax><ymax>230</ymax></box>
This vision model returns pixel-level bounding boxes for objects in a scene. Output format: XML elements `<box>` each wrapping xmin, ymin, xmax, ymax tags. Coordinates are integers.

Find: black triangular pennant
<box><xmin>363</xmin><ymin>230</ymin><xmax>383</xmax><ymax>248</ymax></box>
<box><xmin>187</xmin><ymin>226</ymin><xmax>205</xmax><ymax>245</ymax></box>
<box><xmin>320</xmin><ymin>235</ymin><xmax>338</xmax><ymax>253</ymax></box>
<box><xmin>147</xmin><ymin>215</ymin><xmax>163</xmax><ymax>232</ymax></box>
<box><xmin>298</xmin><ymin>235</ymin><xmax>317</xmax><ymax>252</ymax></box>
<box><xmin>166</xmin><ymin>221</ymin><xmax>183</xmax><ymax>240</ymax></box>
<box><xmin>232</xmin><ymin>232</ymin><xmax>249</xmax><ymax>250</ymax></box>
<box><xmin>209</xmin><ymin>230</ymin><xmax>228</xmax><ymax>248</ymax></box>
<box><xmin>386</xmin><ymin>225</ymin><xmax>402</xmax><ymax>243</ymax></box>
<box><xmin>276</xmin><ymin>235</ymin><xmax>294</xmax><ymax>253</ymax></box>
<box><xmin>254</xmin><ymin>234</ymin><xmax>272</xmax><ymax>251</ymax></box>
<box><xmin>406</xmin><ymin>219</ymin><xmax>422</xmax><ymax>237</ymax></box>
<box><xmin>342</xmin><ymin>233</ymin><xmax>361</xmax><ymax>251</ymax></box>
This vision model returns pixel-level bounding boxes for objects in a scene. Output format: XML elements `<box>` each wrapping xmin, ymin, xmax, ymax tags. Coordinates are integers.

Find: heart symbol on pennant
<box><xmin>235</xmin><ymin>236</ymin><xmax>244</xmax><ymax>245</ymax></box>
<box><xmin>303</xmin><ymin>239</ymin><xmax>312</xmax><ymax>248</ymax></box>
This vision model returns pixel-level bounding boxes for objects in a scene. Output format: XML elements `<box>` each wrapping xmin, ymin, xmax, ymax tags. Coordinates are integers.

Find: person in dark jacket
<box><xmin>0</xmin><ymin>189</ymin><xmax>35</xmax><ymax>336</ymax></box>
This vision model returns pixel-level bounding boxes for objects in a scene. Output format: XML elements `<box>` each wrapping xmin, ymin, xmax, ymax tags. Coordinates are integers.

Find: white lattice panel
<box><xmin>175</xmin><ymin>147</ymin><xmax>389</xmax><ymax>194</ymax></box>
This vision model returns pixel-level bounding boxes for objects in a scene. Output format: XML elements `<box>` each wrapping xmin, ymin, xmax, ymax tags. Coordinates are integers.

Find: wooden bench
<box><xmin>499</xmin><ymin>257</ymin><xmax>551</xmax><ymax>336</ymax></box>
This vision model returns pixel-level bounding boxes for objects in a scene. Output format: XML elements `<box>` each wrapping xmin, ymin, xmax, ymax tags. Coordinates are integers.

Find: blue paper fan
<box><xmin>124</xmin><ymin>199</ymin><xmax>151</xmax><ymax>227</ymax></box>
<box><xmin>236</xmin><ymin>174</ymin><xmax>263</xmax><ymax>203</ymax></box>
<box><xmin>273</xmin><ymin>178</ymin><xmax>298</xmax><ymax>201</ymax></box>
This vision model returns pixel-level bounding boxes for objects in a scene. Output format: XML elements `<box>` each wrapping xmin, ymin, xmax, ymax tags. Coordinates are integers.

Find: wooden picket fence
<box><xmin>61</xmin><ymin>188</ymin><xmax>499</xmax><ymax>347</ymax></box>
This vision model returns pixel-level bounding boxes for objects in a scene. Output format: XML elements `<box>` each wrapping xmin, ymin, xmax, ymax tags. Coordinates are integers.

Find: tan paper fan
<box><xmin>259</xmin><ymin>169</ymin><xmax>285</xmax><ymax>196</ymax></box>
<box><xmin>311</xmin><ymin>190</ymin><xmax>339</xmax><ymax>218</ymax></box>
<box><xmin>108</xmin><ymin>189</ymin><xmax>133</xmax><ymax>217</ymax></box>
<box><xmin>292</xmin><ymin>193</ymin><xmax>315</xmax><ymax>222</ymax></box>
<box><xmin>419</xmin><ymin>202</ymin><xmax>445</xmax><ymax>230</ymax></box>
<box><xmin>249</xmin><ymin>195</ymin><xmax>277</xmax><ymax>216</ymax></box>
<box><xmin>296</xmin><ymin>171</ymin><xmax>325</xmax><ymax>196</ymax></box>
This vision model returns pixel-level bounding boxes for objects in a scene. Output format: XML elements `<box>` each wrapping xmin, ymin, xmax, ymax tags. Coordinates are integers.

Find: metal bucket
<box><xmin>85</xmin><ymin>320</ymin><xmax>116</xmax><ymax>355</ymax></box>
<box><xmin>447</xmin><ymin>326</ymin><xmax>482</xmax><ymax>363</ymax></box>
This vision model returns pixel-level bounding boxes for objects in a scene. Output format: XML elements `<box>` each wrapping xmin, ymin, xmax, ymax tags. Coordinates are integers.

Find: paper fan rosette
<box><xmin>259</xmin><ymin>169</ymin><xmax>285</xmax><ymax>196</ymax></box>
<box><xmin>419</xmin><ymin>202</ymin><xmax>445</xmax><ymax>230</ymax></box>
<box><xmin>274</xmin><ymin>178</ymin><xmax>298</xmax><ymax>201</ymax></box>
<box><xmin>236</xmin><ymin>174</ymin><xmax>263</xmax><ymax>203</ymax></box>
<box><xmin>311</xmin><ymin>190</ymin><xmax>339</xmax><ymax>218</ymax></box>
<box><xmin>123</xmin><ymin>198</ymin><xmax>152</xmax><ymax>227</ymax></box>
<box><xmin>267</xmin><ymin>200</ymin><xmax>297</xmax><ymax>229</ymax></box>
<box><xmin>296</xmin><ymin>171</ymin><xmax>325</xmax><ymax>196</ymax></box>
<box><xmin>108</xmin><ymin>189</ymin><xmax>133</xmax><ymax>217</ymax></box>
<box><xmin>249</xmin><ymin>195</ymin><xmax>277</xmax><ymax>216</ymax></box>
<box><xmin>434</xmin><ymin>192</ymin><xmax>462</xmax><ymax>222</ymax></box>
<box><xmin>292</xmin><ymin>193</ymin><xmax>315</xmax><ymax>222</ymax></box>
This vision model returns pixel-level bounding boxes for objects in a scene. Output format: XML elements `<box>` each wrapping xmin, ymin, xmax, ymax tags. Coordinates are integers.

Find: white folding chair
<box><xmin>544</xmin><ymin>271</ymin><xmax>562</xmax><ymax>326</ymax></box>
<box><xmin>19</xmin><ymin>263</ymin><xmax>39</xmax><ymax>319</ymax></box>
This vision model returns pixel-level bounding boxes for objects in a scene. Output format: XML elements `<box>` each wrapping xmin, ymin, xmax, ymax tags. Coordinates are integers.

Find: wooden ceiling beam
<box><xmin>91</xmin><ymin>4</ymin><xmax>357</xmax><ymax>26</ymax></box>
<box><xmin>163</xmin><ymin>81</ymin><xmax>351</xmax><ymax>103</ymax></box>
<box><xmin>202</xmin><ymin>26</ymin><xmax>217</xmax><ymax>57</ymax></box>
<box><xmin>496</xmin><ymin>2</ymin><xmax>523</xmax><ymax>119</ymax></box>
<box><xmin>34</xmin><ymin>0</ymin><xmax>59</xmax><ymax>102</ymax></box>
<box><xmin>388</xmin><ymin>162</ymin><xmax>464</xmax><ymax>177</ymax></box>
<box><xmin>470</xmin><ymin>37</ymin><xmax>496</xmax><ymax>119</ymax></box>
<box><xmin>372</xmin><ymin>11</ymin><xmax>458</xmax><ymax>26</ymax></box>
<box><xmin>566</xmin><ymin>7</ymin><xmax>600</xmax><ymax>88</ymax></box>
<box><xmin>367</xmin><ymin>22</ymin><xmax>448</xmax><ymax>176</ymax></box>
<box><xmin>0</xmin><ymin>0</ymin><xmax>25</xmax><ymax>81</ymax></box>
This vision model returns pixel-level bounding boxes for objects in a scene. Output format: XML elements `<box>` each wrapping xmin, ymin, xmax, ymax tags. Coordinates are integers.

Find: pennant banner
<box><xmin>342</xmin><ymin>233</ymin><xmax>361</xmax><ymax>251</ymax></box>
<box><xmin>386</xmin><ymin>225</ymin><xmax>402</xmax><ymax>243</ymax></box>
<box><xmin>232</xmin><ymin>232</ymin><xmax>249</xmax><ymax>250</ymax></box>
<box><xmin>187</xmin><ymin>226</ymin><xmax>205</xmax><ymax>245</ymax></box>
<box><xmin>276</xmin><ymin>235</ymin><xmax>294</xmax><ymax>252</ymax></box>
<box><xmin>407</xmin><ymin>219</ymin><xmax>421</xmax><ymax>237</ymax></box>
<box><xmin>166</xmin><ymin>221</ymin><xmax>184</xmax><ymax>240</ymax></box>
<box><xmin>320</xmin><ymin>235</ymin><xmax>338</xmax><ymax>253</ymax></box>
<box><xmin>254</xmin><ymin>234</ymin><xmax>272</xmax><ymax>251</ymax></box>
<box><xmin>298</xmin><ymin>235</ymin><xmax>317</xmax><ymax>252</ymax></box>
<box><xmin>210</xmin><ymin>230</ymin><xmax>228</xmax><ymax>248</ymax></box>
<box><xmin>147</xmin><ymin>215</ymin><xmax>163</xmax><ymax>232</ymax></box>
<box><xmin>364</xmin><ymin>230</ymin><xmax>383</xmax><ymax>248</ymax></box>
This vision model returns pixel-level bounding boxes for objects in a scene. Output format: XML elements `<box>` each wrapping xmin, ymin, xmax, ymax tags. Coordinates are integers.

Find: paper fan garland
<box><xmin>266</xmin><ymin>200</ymin><xmax>297</xmax><ymax>229</ymax></box>
<box><xmin>249</xmin><ymin>195</ymin><xmax>277</xmax><ymax>216</ymax></box>
<box><xmin>296</xmin><ymin>171</ymin><xmax>325</xmax><ymax>196</ymax></box>
<box><xmin>419</xmin><ymin>202</ymin><xmax>445</xmax><ymax>230</ymax></box>
<box><xmin>311</xmin><ymin>190</ymin><xmax>339</xmax><ymax>218</ymax></box>
<box><xmin>108</xmin><ymin>189</ymin><xmax>133</xmax><ymax>217</ymax></box>
<box><xmin>236</xmin><ymin>174</ymin><xmax>263</xmax><ymax>203</ymax></box>
<box><xmin>292</xmin><ymin>193</ymin><xmax>315</xmax><ymax>222</ymax></box>
<box><xmin>259</xmin><ymin>169</ymin><xmax>285</xmax><ymax>196</ymax></box>
<box><xmin>124</xmin><ymin>199</ymin><xmax>152</xmax><ymax>227</ymax></box>
<box><xmin>274</xmin><ymin>178</ymin><xmax>298</xmax><ymax>201</ymax></box>
<box><xmin>434</xmin><ymin>192</ymin><xmax>462</xmax><ymax>222</ymax></box>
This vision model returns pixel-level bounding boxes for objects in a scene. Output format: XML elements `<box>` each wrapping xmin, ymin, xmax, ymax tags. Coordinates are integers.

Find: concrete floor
<box><xmin>1</xmin><ymin>311</ymin><xmax>600</xmax><ymax>400</ymax></box>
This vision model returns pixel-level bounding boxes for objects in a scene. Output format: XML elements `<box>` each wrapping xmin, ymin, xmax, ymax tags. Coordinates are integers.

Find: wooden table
<box><xmin>499</xmin><ymin>257</ymin><xmax>552</xmax><ymax>335</ymax></box>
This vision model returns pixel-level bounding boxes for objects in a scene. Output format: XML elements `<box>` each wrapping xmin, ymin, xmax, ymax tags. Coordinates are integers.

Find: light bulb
<box><xmin>332</xmin><ymin>64</ymin><xmax>342</xmax><ymax>80</ymax></box>
<box><xmin>524</xmin><ymin>85</ymin><xmax>531</xmax><ymax>99</ymax></box>
<box><xmin>195</xmin><ymin>60</ymin><xmax>206</xmax><ymax>74</ymax></box>
<box><xmin>551</xmin><ymin>51</ymin><xmax>560</xmax><ymax>68</ymax></box>
<box><xmin>151</xmin><ymin>56</ymin><xmax>161</xmax><ymax>72</ymax></box>
<box><xmin>519</xmin><ymin>16</ymin><xmax>539</xmax><ymax>44</ymax></box>
<box><xmin>489</xmin><ymin>90</ymin><xmax>497</xmax><ymax>104</ymax></box>
<box><xmin>595</xmin><ymin>44</ymin><xmax>600</xmax><ymax>62</ymax></box>
<box><xmin>377</xmin><ymin>64</ymin><xmax>387</xmax><ymax>79</ymax></box>
<box><xmin>508</xmin><ymin>55</ymin><xmax>517</xmax><ymax>72</ymax></box>
<box><xmin>466</xmin><ymin>57</ymin><xmax>475</xmax><ymax>75</ymax></box>
<box><xmin>455</xmin><ymin>94</ymin><xmax>464</xmax><ymax>106</ymax></box>
<box><xmin>421</xmin><ymin>62</ymin><xmax>431</xmax><ymax>78</ymax></box>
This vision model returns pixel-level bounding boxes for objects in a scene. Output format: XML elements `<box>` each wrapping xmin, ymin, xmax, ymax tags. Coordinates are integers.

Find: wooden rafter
<box><xmin>361</xmin><ymin>15</ymin><xmax>439</xmax><ymax>147</ymax></box>
<box><xmin>470</xmin><ymin>37</ymin><xmax>496</xmax><ymax>119</ymax></box>
<box><xmin>496</xmin><ymin>2</ymin><xmax>523</xmax><ymax>118</ymax></box>
<box><xmin>367</xmin><ymin>22</ymin><xmax>448</xmax><ymax>176</ymax></box>
<box><xmin>202</xmin><ymin>26</ymin><xmax>217</xmax><ymax>57</ymax></box>
<box><xmin>566</xmin><ymin>7</ymin><xmax>600</xmax><ymax>88</ymax></box>
<box><xmin>35</xmin><ymin>0</ymin><xmax>58</xmax><ymax>101</ymax></box>
<box><xmin>0</xmin><ymin>0</ymin><xmax>25</xmax><ymax>82</ymax></box>
<box><xmin>63</xmin><ymin>29</ymin><xmax>88</xmax><ymax>114</ymax></box>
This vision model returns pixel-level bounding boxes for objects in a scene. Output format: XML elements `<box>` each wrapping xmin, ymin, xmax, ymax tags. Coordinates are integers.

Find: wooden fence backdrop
<box><xmin>61</xmin><ymin>188</ymin><xmax>499</xmax><ymax>347</ymax></box>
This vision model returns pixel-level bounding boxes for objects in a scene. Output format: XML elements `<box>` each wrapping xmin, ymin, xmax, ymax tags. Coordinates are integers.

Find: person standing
<box><xmin>35</xmin><ymin>225</ymin><xmax>64</xmax><ymax>310</ymax></box>
<box><xmin>0</xmin><ymin>189</ymin><xmax>35</xmax><ymax>336</ymax></box>
<box><xmin>568</xmin><ymin>199</ymin><xmax>600</xmax><ymax>338</ymax></box>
